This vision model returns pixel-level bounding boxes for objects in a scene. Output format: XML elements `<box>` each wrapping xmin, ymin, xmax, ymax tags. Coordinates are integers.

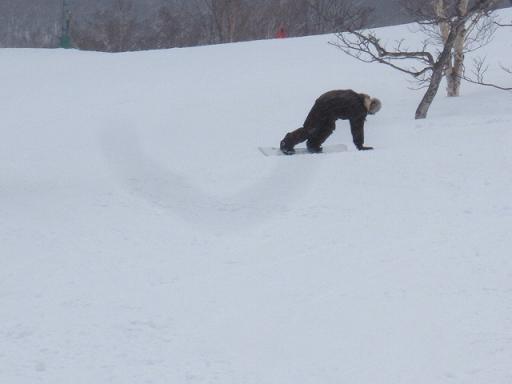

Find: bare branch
<box><xmin>332</xmin><ymin>0</ymin><xmax>504</xmax><ymax>119</ymax></box>
<box><xmin>461</xmin><ymin>75</ymin><xmax>512</xmax><ymax>90</ymax></box>
<box><xmin>331</xmin><ymin>28</ymin><xmax>436</xmax><ymax>80</ymax></box>
<box><xmin>501</xmin><ymin>65</ymin><xmax>512</xmax><ymax>75</ymax></box>
<box><xmin>462</xmin><ymin>56</ymin><xmax>512</xmax><ymax>91</ymax></box>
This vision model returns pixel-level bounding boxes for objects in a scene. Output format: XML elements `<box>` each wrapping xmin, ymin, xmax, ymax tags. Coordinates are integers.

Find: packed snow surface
<box><xmin>1</xmin><ymin>9</ymin><xmax>511</xmax><ymax>384</ymax></box>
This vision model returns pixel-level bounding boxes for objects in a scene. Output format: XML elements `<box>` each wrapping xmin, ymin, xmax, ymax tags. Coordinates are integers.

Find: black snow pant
<box><xmin>280</xmin><ymin>120</ymin><xmax>336</xmax><ymax>151</ymax></box>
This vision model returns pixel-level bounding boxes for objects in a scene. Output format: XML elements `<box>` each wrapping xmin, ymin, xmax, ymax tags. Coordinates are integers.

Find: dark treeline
<box><xmin>0</xmin><ymin>0</ymin><xmax>510</xmax><ymax>52</ymax></box>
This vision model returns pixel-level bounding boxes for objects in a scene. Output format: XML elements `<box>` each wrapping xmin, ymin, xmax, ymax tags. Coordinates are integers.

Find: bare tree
<box><xmin>4</xmin><ymin>0</ymin><xmax>507</xmax><ymax>52</ymax></box>
<box><xmin>149</xmin><ymin>4</ymin><xmax>186</xmax><ymax>49</ymax></box>
<box><xmin>0</xmin><ymin>0</ymin><xmax>61</xmax><ymax>48</ymax></box>
<box><xmin>307</xmin><ymin>0</ymin><xmax>374</xmax><ymax>33</ymax></box>
<box><xmin>421</xmin><ymin>0</ymin><xmax>497</xmax><ymax>96</ymax></box>
<box><xmin>332</xmin><ymin>0</ymin><xmax>502</xmax><ymax>119</ymax></box>
<box><xmin>201</xmin><ymin>0</ymin><xmax>249</xmax><ymax>43</ymax></box>
<box><xmin>71</xmin><ymin>0</ymin><xmax>139</xmax><ymax>52</ymax></box>
<box><xmin>109</xmin><ymin>0</ymin><xmax>139</xmax><ymax>51</ymax></box>
<box><xmin>196</xmin><ymin>0</ymin><xmax>372</xmax><ymax>45</ymax></box>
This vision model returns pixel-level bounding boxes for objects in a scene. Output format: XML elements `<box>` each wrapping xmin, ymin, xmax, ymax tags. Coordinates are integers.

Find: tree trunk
<box><xmin>415</xmin><ymin>22</ymin><xmax>465</xmax><ymax>119</ymax></box>
<box><xmin>435</xmin><ymin>0</ymin><xmax>469</xmax><ymax>97</ymax></box>
<box><xmin>415</xmin><ymin>63</ymin><xmax>445</xmax><ymax>119</ymax></box>
<box><xmin>448</xmin><ymin>0</ymin><xmax>469</xmax><ymax>97</ymax></box>
<box><xmin>447</xmin><ymin>25</ymin><xmax>466</xmax><ymax>96</ymax></box>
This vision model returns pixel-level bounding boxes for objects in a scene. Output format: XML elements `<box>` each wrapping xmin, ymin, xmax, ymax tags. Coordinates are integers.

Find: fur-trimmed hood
<box><xmin>361</xmin><ymin>93</ymin><xmax>382</xmax><ymax>115</ymax></box>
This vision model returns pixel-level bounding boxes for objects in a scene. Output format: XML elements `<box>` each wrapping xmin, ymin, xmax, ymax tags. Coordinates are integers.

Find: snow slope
<box><xmin>1</xmin><ymin>9</ymin><xmax>511</xmax><ymax>384</ymax></box>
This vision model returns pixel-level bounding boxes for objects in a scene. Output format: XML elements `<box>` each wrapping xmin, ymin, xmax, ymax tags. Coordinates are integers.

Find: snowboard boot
<box><xmin>280</xmin><ymin>140</ymin><xmax>295</xmax><ymax>155</ymax></box>
<box><xmin>307</xmin><ymin>144</ymin><xmax>323</xmax><ymax>153</ymax></box>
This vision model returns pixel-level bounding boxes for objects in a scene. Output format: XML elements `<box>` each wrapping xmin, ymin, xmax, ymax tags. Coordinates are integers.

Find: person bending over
<box><xmin>280</xmin><ymin>89</ymin><xmax>382</xmax><ymax>155</ymax></box>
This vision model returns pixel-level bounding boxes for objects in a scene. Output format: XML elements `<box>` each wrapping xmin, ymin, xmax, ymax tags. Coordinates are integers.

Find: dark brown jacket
<box><xmin>303</xmin><ymin>89</ymin><xmax>369</xmax><ymax>149</ymax></box>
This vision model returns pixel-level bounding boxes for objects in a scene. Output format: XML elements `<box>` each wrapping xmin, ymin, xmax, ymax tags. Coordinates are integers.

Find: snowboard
<box><xmin>258</xmin><ymin>143</ymin><xmax>348</xmax><ymax>157</ymax></box>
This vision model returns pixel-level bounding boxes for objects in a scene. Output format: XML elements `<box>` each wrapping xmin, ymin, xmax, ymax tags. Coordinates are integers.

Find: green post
<box><xmin>59</xmin><ymin>18</ymin><xmax>71</xmax><ymax>48</ymax></box>
<box><xmin>59</xmin><ymin>0</ymin><xmax>71</xmax><ymax>49</ymax></box>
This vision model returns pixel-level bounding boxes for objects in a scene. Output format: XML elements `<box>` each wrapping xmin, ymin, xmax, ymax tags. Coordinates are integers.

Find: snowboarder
<box><xmin>280</xmin><ymin>89</ymin><xmax>382</xmax><ymax>155</ymax></box>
